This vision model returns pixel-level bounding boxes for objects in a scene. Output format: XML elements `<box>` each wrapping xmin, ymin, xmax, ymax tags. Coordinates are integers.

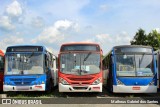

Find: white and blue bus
<box><xmin>3</xmin><ymin>45</ymin><xmax>58</xmax><ymax>91</ymax></box>
<box><xmin>103</xmin><ymin>45</ymin><xmax>157</xmax><ymax>93</ymax></box>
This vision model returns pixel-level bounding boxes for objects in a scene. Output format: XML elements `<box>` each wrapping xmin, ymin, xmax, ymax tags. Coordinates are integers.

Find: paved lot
<box><xmin>0</xmin><ymin>104</ymin><xmax>160</xmax><ymax>107</ymax></box>
<box><xmin>1</xmin><ymin>87</ymin><xmax>160</xmax><ymax>98</ymax></box>
<box><xmin>0</xmin><ymin>87</ymin><xmax>160</xmax><ymax>106</ymax></box>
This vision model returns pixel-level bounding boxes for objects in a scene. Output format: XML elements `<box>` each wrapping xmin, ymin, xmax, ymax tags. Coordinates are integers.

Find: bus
<box><xmin>154</xmin><ymin>50</ymin><xmax>160</xmax><ymax>91</ymax></box>
<box><xmin>3</xmin><ymin>45</ymin><xmax>58</xmax><ymax>91</ymax></box>
<box><xmin>58</xmin><ymin>43</ymin><xmax>103</xmax><ymax>92</ymax></box>
<box><xmin>0</xmin><ymin>50</ymin><xmax>4</xmax><ymax>91</ymax></box>
<box><xmin>103</xmin><ymin>45</ymin><xmax>157</xmax><ymax>93</ymax></box>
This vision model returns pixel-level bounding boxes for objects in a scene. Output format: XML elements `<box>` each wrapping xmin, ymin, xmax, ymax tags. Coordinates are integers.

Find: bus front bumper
<box><xmin>3</xmin><ymin>84</ymin><xmax>45</xmax><ymax>91</ymax></box>
<box><xmin>113</xmin><ymin>85</ymin><xmax>157</xmax><ymax>93</ymax></box>
<box><xmin>59</xmin><ymin>83</ymin><xmax>102</xmax><ymax>92</ymax></box>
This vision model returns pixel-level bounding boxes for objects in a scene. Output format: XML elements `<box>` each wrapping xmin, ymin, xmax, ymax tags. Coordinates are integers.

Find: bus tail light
<box><xmin>59</xmin><ymin>77</ymin><xmax>69</xmax><ymax>85</ymax></box>
<box><xmin>117</xmin><ymin>79</ymin><xmax>124</xmax><ymax>85</ymax></box>
<box><xmin>92</xmin><ymin>78</ymin><xmax>102</xmax><ymax>85</ymax></box>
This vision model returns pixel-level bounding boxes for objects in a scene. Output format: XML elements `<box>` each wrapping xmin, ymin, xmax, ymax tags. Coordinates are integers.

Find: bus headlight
<box><xmin>117</xmin><ymin>79</ymin><xmax>124</xmax><ymax>85</ymax></box>
<box><xmin>59</xmin><ymin>78</ymin><xmax>69</xmax><ymax>85</ymax></box>
<box><xmin>92</xmin><ymin>78</ymin><xmax>101</xmax><ymax>85</ymax></box>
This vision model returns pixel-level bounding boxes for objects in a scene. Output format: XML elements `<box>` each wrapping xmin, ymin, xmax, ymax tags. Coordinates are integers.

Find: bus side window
<box><xmin>45</xmin><ymin>54</ymin><xmax>49</xmax><ymax>68</ymax></box>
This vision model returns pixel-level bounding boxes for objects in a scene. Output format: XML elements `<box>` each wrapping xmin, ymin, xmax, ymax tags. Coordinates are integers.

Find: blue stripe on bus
<box><xmin>4</xmin><ymin>74</ymin><xmax>46</xmax><ymax>87</ymax></box>
<box><xmin>117</xmin><ymin>77</ymin><xmax>154</xmax><ymax>86</ymax></box>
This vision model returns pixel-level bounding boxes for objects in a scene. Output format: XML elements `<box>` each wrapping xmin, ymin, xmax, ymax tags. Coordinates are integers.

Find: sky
<box><xmin>0</xmin><ymin>0</ymin><xmax>160</xmax><ymax>55</ymax></box>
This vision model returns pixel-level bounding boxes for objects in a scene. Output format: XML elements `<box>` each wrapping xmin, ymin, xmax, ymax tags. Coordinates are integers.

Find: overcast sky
<box><xmin>0</xmin><ymin>0</ymin><xmax>160</xmax><ymax>55</ymax></box>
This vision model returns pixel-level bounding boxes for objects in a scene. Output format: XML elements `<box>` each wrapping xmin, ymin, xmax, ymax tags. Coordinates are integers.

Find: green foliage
<box><xmin>130</xmin><ymin>28</ymin><xmax>147</xmax><ymax>45</ymax></box>
<box><xmin>147</xmin><ymin>30</ymin><xmax>160</xmax><ymax>50</ymax></box>
<box><xmin>130</xmin><ymin>28</ymin><xmax>160</xmax><ymax>51</ymax></box>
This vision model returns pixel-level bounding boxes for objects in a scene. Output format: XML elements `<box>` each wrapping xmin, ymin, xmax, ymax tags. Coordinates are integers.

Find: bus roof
<box><xmin>103</xmin><ymin>45</ymin><xmax>153</xmax><ymax>60</ymax></box>
<box><xmin>6</xmin><ymin>45</ymin><xmax>46</xmax><ymax>48</ymax></box>
<box><xmin>60</xmin><ymin>42</ymin><xmax>101</xmax><ymax>52</ymax></box>
<box><xmin>113</xmin><ymin>45</ymin><xmax>152</xmax><ymax>49</ymax></box>
<box><xmin>6</xmin><ymin>45</ymin><xmax>57</xmax><ymax>56</ymax></box>
<box><xmin>61</xmin><ymin>42</ymin><xmax>100</xmax><ymax>46</ymax></box>
<box><xmin>6</xmin><ymin>45</ymin><xmax>47</xmax><ymax>53</ymax></box>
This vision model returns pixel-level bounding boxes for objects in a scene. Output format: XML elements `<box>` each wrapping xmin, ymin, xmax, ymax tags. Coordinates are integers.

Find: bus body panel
<box><xmin>58</xmin><ymin>43</ymin><xmax>103</xmax><ymax>92</ymax></box>
<box><xmin>0</xmin><ymin>50</ymin><xmax>4</xmax><ymax>91</ymax></box>
<box><xmin>117</xmin><ymin>77</ymin><xmax>154</xmax><ymax>86</ymax></box>
<box><xmin>154</xmin><ymin>50</ymin><xmax>160</xmax><ymax>91</ymax></box>
<box><xmin>103</xmin><ymin>45</ymin><xmax>157</xmax><ymax>93</ymax></box>
<box><xmin>50</xmin><ymin>56</ymin><xmax>58</xmax><ymax>87</ymax></box>
<box><xmin>3</xmin><ymin>74</ymin><xmax>46</xmax><ymax>91</ymax></box>
<box><xmin>59</xmin><ymin>71</ymin><xmax>102</xmax><ymax>92</ymax></box>
<box><xmin>114</xmin><ymin>77</ymin><xmax>157</xmax><ymax>93</ymax></box>
<box><xmin>113</xmin><ymin>85</ymin><xmax>157</xmax><ymax>93</ymax></box>
<box><xmin>0</xmin><ymin>73</ymin><xmax>3</xmax><ymax>90</ymax></box>
<box><xmin>3</xmin><ymin>45</ymin><xmax>58</xmax><ymax>91</ymax></box>
<box><xmin>59</xmin><ymin>83</ymin><xmax>102</xmax><ymax>92</ymax></box>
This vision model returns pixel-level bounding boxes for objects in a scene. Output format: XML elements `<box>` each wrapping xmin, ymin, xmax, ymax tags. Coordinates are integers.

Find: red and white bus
<box><xmin>58</xmin><ymin>43</ymin><xmax>103</xmax><ymax>92</ymax></box>
<box><xmin>0</xmin><ymin>50</ymin><xmax>4</xmax><ymax>91</ymax></box>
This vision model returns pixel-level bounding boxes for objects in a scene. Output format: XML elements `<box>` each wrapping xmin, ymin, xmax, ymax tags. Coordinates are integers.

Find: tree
<box><xmin>130</xmin><ymin>28</ymin><xmax>147</xmax><ymax>45</ymax></box>
<box><xmin>130</xmin><ymin>29</ymin><xmax>160</xmax><ymax>51</ymax></box>
<box><xmin>147</xmin><ymin>30</ymin><xmax>160</xmax><ymax>50</ymax></box>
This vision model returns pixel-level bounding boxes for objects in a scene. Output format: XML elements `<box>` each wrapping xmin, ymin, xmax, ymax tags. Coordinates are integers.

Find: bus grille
<box><xmin>73</xmin><ymin>87</ymin><xmax>88</xmax><ymax>90</ymax></box>
<box><xmin>14</xmin><ymin>82</ymin><xmax>31</xmax><ymax>85</ymax></box>
<box><xmin>67</xmin><ymin>77</ymin><xmax>93</xmax><ymax>81</ymax></box>
<box><xmin>10</xmin><ymin>78</ymin><xmax>36</xmax><ymax>86</ymax></box>
<box><xmin>10</xmin><ymin>78</ymin><xmax>36</xmax><ymax>81</ymax></box>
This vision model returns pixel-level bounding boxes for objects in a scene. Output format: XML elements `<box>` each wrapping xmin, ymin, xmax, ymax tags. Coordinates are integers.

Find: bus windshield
<box><xmin>5</xmin><ymin>53</ymin><xmax>44</xmax><ymax>75</ymax></box>
<box><xmin>60</xmin><ymin>53</ymin><xmax>100</xmax><ymax>75</ymax></box>
<box><xmin>116</xmin><ymin>54</ymin><xmax>154</xmax><ymax>77</ymax></box>
<box><xmin>0</xmin><ymin>56</ymin><xmax>4</xmax><ymax>71</ymax></box>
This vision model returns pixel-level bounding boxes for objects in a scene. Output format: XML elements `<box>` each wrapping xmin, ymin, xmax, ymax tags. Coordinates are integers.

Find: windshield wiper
<box><xmin>83</xmin><ymin>52</ymin><xmax>92</xmax><ymax>62</ymax></box>
<box><xmin>29</xmin><ymin>52</ymin><xmax>35</xmax><ymax>58</ymax></box>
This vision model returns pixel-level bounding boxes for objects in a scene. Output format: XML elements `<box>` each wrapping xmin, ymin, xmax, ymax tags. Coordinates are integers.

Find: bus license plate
<box><xmin>132</xmin><ymin>86</ymin><xmax>140</xmax><ymax>90</ymax></box>
<box><xmin>17</xmin><ymin>86</ymin><xmax>30</xmax><ymax>90</ymax></box>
